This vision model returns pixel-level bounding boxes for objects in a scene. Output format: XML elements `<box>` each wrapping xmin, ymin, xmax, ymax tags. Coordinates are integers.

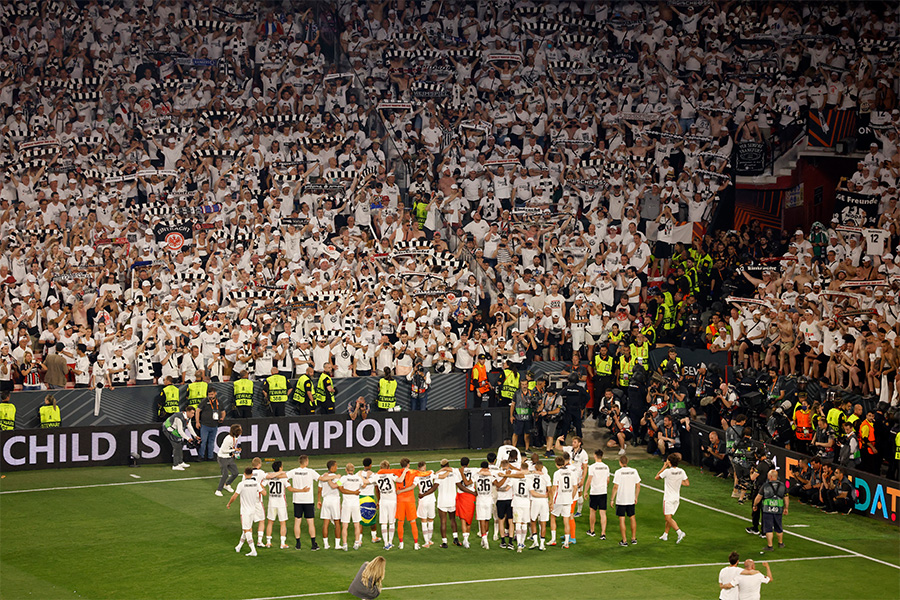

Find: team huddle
<box><xmin>225</xmin><ymin>437</ymin><xmax>689</xmax><ymax>556</ymax></box>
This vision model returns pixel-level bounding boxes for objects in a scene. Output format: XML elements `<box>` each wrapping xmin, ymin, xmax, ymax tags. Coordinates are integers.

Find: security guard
<box><xmin>560</xmin><ymin>373</ymin><xmax>589</xmax><ymax>438</ymax></box>
<box><xmin>292</xmin><ymin>365</ymin><xmax>316</xmax><ymax>415</ymax></box>
<box><xmin>629</xmin><ymin>332</ymin><xmax>650</xmax><ymax>366</ymax></box>
<box><xmin>826</xmin><ymin>399</ymin><xmax>850</xmax><ymax>435</ymax></box>
<box><xmin>265</xmin><ymin>367</ymin><xmax>289</xmax><ymax>417</ymax></box>
<box><xmin>0</xmin><ymin>391</ymin><xmax>15</xmax><ymax>430</ymax></box>
<box><xmin>157</xmin><ymin>376</ymin><xmax>181</xmax><ymax>421</ymax></box>
<box><xmin>232</xmin><ymin>371</ymin><xmax>254</xmax><ymax>419</ymax></box>
<box><xmin>617</xmin><ymin>344</ymin><xmax>636</xmax><ymax>390</ymax></box>
<box><xmin>498</xmin><ymin>360</ymin><xmax>520</xmax><ymax>407</ymax></box>
<box><xmin>471</xmin><ymin>354</ymin><xmax>491</xmax><ymax>408</ymax></box>
<box><xmin>39</xmin><ymin>395</ymin><xmax>61</xmax><ymax>428</ymax></box>
<box><xmin>413</xmin><ymin>194</ymin><xmax>430</xmax><ymax>228</ymax></box>
<box><xmin>891</xmin><ymin>428</ymin><xmax>900</xmax><ymax>480</ymax></box>
<box><xmin>592</xmin><ymin>345</ymin><xmax>615</xmax><ymax>417</ymax></box>
<box><xmin>640</xmin><ymin>321</ymin><xmax>657</xmax><ymax>347</ymax></box>
<box><xmin>658</xmin><ymin>348</ymin><xmax>683</xmax><ymax>378</ymax></box>
<box><xmin>376</xmin><ymin>367</ymin><xmax>398</xmax><ymax>411</ymax></box>
<box><xmin>316</xmin><ymin>363</ymin><xmax>336</xmax><ymax>414</ymax></box>
<box><xmin>186</xmin><ymin>370</ymin><xmax>208</xmax><ymax>409</ymax></box>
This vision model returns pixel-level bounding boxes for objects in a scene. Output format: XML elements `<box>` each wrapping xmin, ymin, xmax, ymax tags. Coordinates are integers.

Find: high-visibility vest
<box><xmin>266</xmin><ymin>374</ymin><xmax>288</xmax><ymax>403</ymax></box>
<box><xmin>826</xmin><ymin>407</ymin><xmax>844</xmax><ymax>434</ymax></box>
<box><xmin>378</xmin><ymin>378</ymin><xmax>398</xmax><ymax>410</ymax></box>
<box><xmin>593</xmin><ymin>355</ymin><xmax>613</xmax><ymax>376</ymax></box>
<box><xmin>618</xmin><ymin>355</ymin><xmax>635</xmax><ymax>387</ymax></box>
<box><xmin>0</xmin><ymin>402</ymin><xmax>15</xmax><ymax>430</ymax></box>
<box><xmin>186</xmin><ymin>381</ymin><xmax>208</xmax><ymax>407</ymax></box>
<box><xmin>471</xmin><ymin>363</ymin><xmax>490</xmax><ymax>393</ymax></box>
<box><xmin>609</xmin><ymin>330</ymin><xmax>624</xmax><ymax>344</ymax></box>
<box><xmin>293</xmin><ymin>374</ymin><xmax>314</xmax><ymax>407</ymax></box>
<box><xmin>846</xmin><ymin>414</ymin><xmax>860</xmax><ymax>431</ymax></box>
<box><xmin>859</xmin><ymin>420</ymin><xmax>876</xmax><ymax>454</ymax></box>
<box><xmin>795</xmin><ymin>409</ymin><xmax>814</xmax><ymax>441</ymax></box>
<box><xmin>500</xmin><ymin>369</ymin><xmax>519</xmax><ymax>400</ymax></box>
<box><xmin>39</xmin><ymin>404</ymin><xmax>60</xmax><ymax>428</ymax></box>
<box><xmin>630</xmin><ymin>342</ymin><xmax>649</xmax><ymax>365</ymax></box>
<box><xmin>660</xmin><ymin>357</ymin><xmax>683</xmax><ymax>375</ymax></box>
<box><xmin>413</xmin><ymin>200</ymin><xmax>429</xmax><ymax>227</ymax></box>
<box><xmin>315</xmin><ymin>373</ymin><xmax>334</xmax><ymax>410</ymax></box>
<box><xmin>162</xmin><ymin>385</ymin><xmax>181</xmax><ymax>414</ymax></box>
<box><xmin>641</xmin><ymin>324</ymin><xmax>656</xmax><ymax>346</ymax></box>
<box><xmin>894</xmin><ymin>431</ymin><xmax>900</xmax><ymax>460</ymax></box>
<box><xmin>233</xmin><ymin>379</ymin><xmax>254</xmax><ymax>406</ymax></box>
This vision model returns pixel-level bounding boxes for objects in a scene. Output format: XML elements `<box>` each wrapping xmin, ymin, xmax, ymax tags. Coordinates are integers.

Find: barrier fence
<box><xmin>0</xmin><ymin>408</ymin><xmax>508</xmax><ymax>471</ymax></box>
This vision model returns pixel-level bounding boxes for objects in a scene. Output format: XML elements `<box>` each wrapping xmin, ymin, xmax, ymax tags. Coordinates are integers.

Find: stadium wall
<box><xmin>0</xmin><ymin>408</ymin><xmax>509</xmax><ymax>471</ymax></box>
<box><xmin>688</xmin><ymin>422</ymin><xmax>900</xmax><ymax>526</ymax></box>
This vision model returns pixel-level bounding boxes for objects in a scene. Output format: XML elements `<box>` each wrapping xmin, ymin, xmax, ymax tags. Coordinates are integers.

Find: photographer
<box><xmin>536</xmin><ymin>377</ymin><xmax>563</xmax><ymax>458</ymax></box>
<box><xmin>348</xmin><ymin>396</ymin><xmax>370</xmax><ymax>421</ymax></box>
<box><xmin>640</xmin><ymin>405</ymin><xmax>664</xmax><ymax>454</ymax></box>
<box><xmin>605</xmin><ymin>400</ymin><xmax>633</xmax><ymax>456</ymax></box>
<box><xmin>162</xmin><ymin>405</ymin><xmax>200</xmax><ymax>471</ymax></box>
<box><xmin>746</xmin><ymin>449</ymin><xmax>774</xmax><ymax>537</ymax></box>
<box><xmin>822</xmin><ymin>467</ymin><xmax>855</xmax><ymax>514</ymax></box>
<box><xmin>407</xmin><ymin>360</ymin><xmax>431</xmax><ymax>411</ymax></box>
<box><xmin>700</xmin><ymin>431</ymin><xmax>730</xmax><ymax>477</ymax></box>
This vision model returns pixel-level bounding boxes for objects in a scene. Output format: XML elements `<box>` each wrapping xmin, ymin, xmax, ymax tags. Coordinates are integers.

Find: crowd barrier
<box><xmin>0</xmin><ymin>408</ymin><xmax>509</xmax><ymax>471</ymax></box>
<box><xmin>688</xmin><ymin>422</ymin><xmax>899</xmax><ymax>526</ymax></box>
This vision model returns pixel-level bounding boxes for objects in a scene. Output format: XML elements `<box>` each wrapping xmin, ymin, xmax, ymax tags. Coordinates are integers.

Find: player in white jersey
<box><xmin>473</xmin><ymin>461</ymin><xmax>495</xmax><ymax>549</ymax></box>
<box><xmin>227</xmin><ymin>466</ymin><xmax>267</xmax><ymax>556</ymax></box>
<box><xmin>263</xmin><ymin>461</ymin><xmax>290</xmax><ymax>548</ymax></box>
<box><xmin>250</xmin><ymin>458</ymin><xmax>269</xmax><ymax>546</ymax></box>
<box><xmin>584</xmin><ymin>449</ymin><xmax>611</xmax><ymax>539</ymax></box>
<box><xmin>318</xmin><ymin>460</ymin><xmax>342</xmax><ymax>549</ymax></box>
<box><xmin>506</xmin><ymin>465</ymin><xmax>533</xmax><ymax>552</ymax></box>
<box><xmin>497</xmin><ymin>440</ymin><xmax>522</xmax><ymax>468</ymax></box>
<box><xmin>360</xmin><ymin>457</ymin><xmax>381</xmax><ymax>543</ymax></box>
<box><xmin>550</xmin><ymin>456</ymin><xmax>576</xmax><ymax>548</ymax></box>
<box><xmin>414</xmin><ymin>460</ymin><xmax>438</xmax><ymax>547</ymax></box>
<box><xmin>338</xmin><ymin>463</ymin><xmax>366</xmax><ymax>550</ymax></box>
<box><xmin>655</xmin><ymin>453</ymin><xmax>690</xmax><ymax>543</ymax></box>
<box><xmin>528</xmin><ymin>461</ymin><xmax>552</xmax><ymax>550</ymax></box>
<box><xmin>285</xmin><ymin>454</ymin><xmax>319</xmax><ymax>550</ymax></box>
<box><xmin>435</xmin><ymin>459</ymin><xmax>463</xmax><ymax>548</ymax></box>
<box><xmin>555</xmin><ymin>435</ymin><xmax>590</xmax><ymax>516</ymax></box>
<box><xmin>487</xmin><ymin>452</ymin><xmax>502</xmax><ymax>541</ymax></box>
<box><xmin>611</xmin><ymin>454</ymin><xmax>641</xmax><ymax>546</ymax></box>
<box><xmin>494</xmin><ymin>458</ymin><xmax>515</xmax><ymax>549</ymax></box>
<box><xmin>374</xmin><ymin>459</ymin><xmax>407</xmax><ymax>550</ymax></box>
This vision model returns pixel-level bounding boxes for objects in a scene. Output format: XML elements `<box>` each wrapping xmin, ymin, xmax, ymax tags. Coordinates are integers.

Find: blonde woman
<box><xmin>348</xmin><ymin>556</ymin><xmax>386</xmax><ymax>600</ymax></box>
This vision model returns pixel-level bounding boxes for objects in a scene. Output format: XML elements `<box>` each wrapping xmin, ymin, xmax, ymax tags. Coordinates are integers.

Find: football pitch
<box><xmin>1</xmin><ymin>451</ymin><xmax>897</xmax><ymax>600</ymax></box>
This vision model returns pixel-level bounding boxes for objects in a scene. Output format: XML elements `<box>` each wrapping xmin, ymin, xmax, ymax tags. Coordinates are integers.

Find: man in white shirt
<box><xmin>338</xmin><ymin>463</ymin><xmax>366</xmax><ymax>550</ymax></box>
<box><xmin>654</xmin><ymin>453</ymin><xmax>690</xmax><ymax>543</ymax></box>
<box><xmin>550</xmin><ymin>455</ymin><xmax>576</xmax><ymax>548</ymax></box>
<box><xmin>318</xmin><ymin>460</ymin><xmax>343</xmax><ymax>550</ymax></box>
<box><xmin>436</xmin><ymin>460</ymin><xmax>463</xmax><ymax>548</ymax></box>
<box><xmin>262</xmin><ymin>461</ymin><xmax>290</xmax><ymax>549</ymax></box>
<box><xmin>374</xmin><ymin>460</ymin><xmax>407</xmax><ymax>550</ymax></box>
<box><xmin>415</xmin><ymin>461</ymin><xmax>439</xmax><ymax>548</ymax></box>
<box><xmin>727</xmin><ymin>559</ymin><xmax>773</xmax><ymax>600</ymax></box>
<box><xmin>285</xmin><ymin>455</ymin><xmax>319</xmax><ymax>551</ymax></box>
<box><xmin>226</xmin><ymin>466</ymin><xmax>267</xmax><ymax>557</ymax></box>
<box><xmin>610</xmin><ymin>455</ymin><xmax>641</xmax><ymax>546</ymax></box>
<box><xmin>718</xmin><ymin>552</ymin><xmax>743</xmax><ymax>600</ymax></box>
<box><xmin>584</xmin><ymin>449</ymin><xmax>610</xmax><ymax>539</ymax></box>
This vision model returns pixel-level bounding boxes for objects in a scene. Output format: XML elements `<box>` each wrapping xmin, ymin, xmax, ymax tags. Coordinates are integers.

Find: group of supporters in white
<box><xmin>224</xmin><ymin>437</ymin><xmax>688</xmax><ymax>556</ymax></box>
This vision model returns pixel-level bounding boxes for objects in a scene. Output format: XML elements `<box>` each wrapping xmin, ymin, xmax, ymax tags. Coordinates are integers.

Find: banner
<box><xmin>688</xmin><ymin>423</ymin><xmax>899</xmax><ymax>525</ymax></box>
<box><xmin>0</xmin><ymin>412</ymin><xmax>474</xmax><ymax>471</ymax></box>
<box><xmin>734</xmin><ymin>141</ymin><xmax>766</xmax><ymax>176</ymax></box>
<box><xmin>154</xmin><ymin>222</ymin><xmax>194</xmax><ymax>252</ymax></box>
<box><xmin>807</xmin><ymin>109</ymin><xmax>857</xmax><ymax>148</ymax></box>
<box><xmin>834</xmin><ymin>191</ymin><xmax>880</xmax><ymax>226</ymax></box>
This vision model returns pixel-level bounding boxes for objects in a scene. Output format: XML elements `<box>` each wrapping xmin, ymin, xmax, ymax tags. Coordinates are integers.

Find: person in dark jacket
<box><xmin>348</xmin><ymin>556</ymin><xmax>386</xmax><ymax>599</ymax></box>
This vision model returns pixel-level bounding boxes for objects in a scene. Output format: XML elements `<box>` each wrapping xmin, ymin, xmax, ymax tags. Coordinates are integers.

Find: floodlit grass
<box><xmin>1</xmin><ymin>450</ymin><xmax>898</xmax><ymax>600</ymax></box>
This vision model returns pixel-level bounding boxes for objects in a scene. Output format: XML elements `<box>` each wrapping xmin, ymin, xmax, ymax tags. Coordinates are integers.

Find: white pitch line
<box><xmin>641</xmin><ymin>483</ymin><xmax>900</xmax><ymax>571</ymax></box>
<box><xmin>0</xmin><ymin>475</ymin><xmax>220</xmax><ymax>494</ymax></box>
<box><xmin>241</xmin><ymin>555</ymin><xmax>856</xmax><ymax>600</ymax></box>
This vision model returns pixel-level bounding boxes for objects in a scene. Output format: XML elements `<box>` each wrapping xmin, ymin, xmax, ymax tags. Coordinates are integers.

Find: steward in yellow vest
<box><xmin>186</xmin><ymin>371</ymin><xmax>208</xmax><ymax>409</ymax></box>
<box><xmin>232</xmin><ymin>371</ymin><xmax>254</xmax><ymax>419</ymax></box>
<box><xmin>377</xmin><ymin>367</ymin><xmax>398</xmax><ymax>411</ymax></box>
<box><xmin>316</xmin><ymin>364</ymin><xmax>336</xmax><ymax>414</ymax></box>
<box><xmin>292</xmin><ymin>366</ymin><xmax>316</xmax><ymax>416</ymax></box>
<box><xmin>39</xmin><ymin>395</ymin><xmax>61</xmax><ymax>428</ymax></box>
<box><xmin>0</xmin><ymin>391</ymin><xmax>15</xmax><ymax>430</ymax></box>
<box><xmin>499</xmin><ymin>361</ymin><xmax>520</xmax><ymax>407</ymax></box>
<box><xmin>156</xmin><ymin>376</ymin><xmax>181</xmax><ymax>421</ymax></box>
<box><xmin>265</xmin><ymin>367</ymin><xmax>288</xmax><ymax>417</ymax></box>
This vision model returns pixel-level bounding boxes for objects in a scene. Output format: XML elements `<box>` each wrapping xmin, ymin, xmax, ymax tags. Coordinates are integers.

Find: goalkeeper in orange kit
<box><xmin>378</xmin><ymin>457</ymin><xmax>432</xmax><ymax>550</ymax></box>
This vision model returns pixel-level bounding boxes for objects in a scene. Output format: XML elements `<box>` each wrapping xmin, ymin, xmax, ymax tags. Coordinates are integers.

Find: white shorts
<box><xmin>267</xmin><ymin>501</ymin><xmax>288</xmax><ymax>522</ymax></box>
<box><xmin>417</xmin><ymin>499</ymin><xmax>436</xmax><ymax>520</ymax></box>
<box><xmin>530</xmin><ymin>499</ymin><xmax>550</xmax><ymax>522</ymax></box>
<box><xmin>321</xmin><ymin>497</ymin><xmax>341</xmax><ymax>521</ymax></box>
<box><xmin>437</xmin><ymin>500</ymin><xmax>456</xmax><ymax>513</ymax></box>
<box><xmin>379</xmin><ymin>499</ymin><xmax>397</xmax><ymax>524</ymax></box>
<box><xmin>254</xmin><ymin>504</ymin><xmax>265</xmax><ymax>523</ymax></box>
<box><xmin>551</xmin><ymin>502</ymin><xmax>572</xmax><ymax>518</ymax></box>
<box><xmin>341</xmin><ymin>500</ymin><xmax>362</xmax><ymax>523</ymax></box>
<box><xmin>241</xmin><ymin>513</ymin><xmax>256</xmax><ymax>530</ymax></box>
<box><xmin>512</xmin><ymin>501</ymin><xmax>531</xmax><ymax>524</ymax></box>
<box><xmin>475</xmin><ymin>497</ymin><xmax>493</xmax><ymax>521</ymax></box>
<box><xmin>664</xmin><ymin>499</ymin><xmax>680</xmax><ymax>516</ymax></box>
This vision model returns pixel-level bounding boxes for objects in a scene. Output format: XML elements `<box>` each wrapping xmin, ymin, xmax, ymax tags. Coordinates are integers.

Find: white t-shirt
<box><xmin>659</xmin><ymin>467</ymin><xmax>688</xmax><ymax>503</ymax></box>
<box><xmin>718</xmin><ymin>566</ymin><xmax>743</xmax><ymax>600</ymax></box>
<box><xmin>236</xmin><ymin>477</ymin><xmax>264</xmax><ymax>515</ymax></box>
<box><xmin>731</xmin><ymin>572</ymin><xmax>770</xmax><ymax>600</ymax></box>
<box><xmin>612</xmin><ymin>466</ymin><xmax>641</xmax><ymax>505</ymax></box>
<box><xmin>415</xmin><ymin>473</ymin><xmax>437</xmax><ymax>503</ymax></box>
<box><xmin>588</xmin><ymin>461</ymin><xmax>611</xmax><ymax>495</ymax></box>
<box><xmin>266</xmin><ymin>475</ymin><xmax>287</xmax><ymax>505</ymax></box>
<box><xmin>286</xmin><ymin>466</ymin><xmax>318</xmax><ymax>504</ymax></box>
<box><xmin>552</xmin><ymin>467</ymin><xmax>576</xmax><ymax>504</ymax></box>
<box><xmin>512</xmin><ymin>475</ymin><xmax>531</xmax><ymax>502</ymax></box>
<box><xmin>474</xmin><ymin>472</ymin><xmax>494</xmax><ymax>498</ymax></box>
<box><xmin>320</xmin><ymin>473</ymin><xmax>341</xmax><ymax>500</ymax></box>
<box><xmin>374</xmin><ymin>472</ymin><xmax>400</xmax><ymax>498</ymax></box>
<box><xmin>437</xmin><ymin>469</ymin><xmax>461</xmax><ymax>506</ymax></box>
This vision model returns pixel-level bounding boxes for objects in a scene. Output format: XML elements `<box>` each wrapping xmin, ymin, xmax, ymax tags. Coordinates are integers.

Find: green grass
<box><xmin>1</xmin><ymin>451</ymin><xmax>898</xmax><ymax>600</ymax></box>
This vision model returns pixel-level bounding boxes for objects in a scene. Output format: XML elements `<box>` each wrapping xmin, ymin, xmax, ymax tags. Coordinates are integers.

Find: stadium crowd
<box><xmin>0</xmin><ymin>0</ymin><xmax>899</xmax><ymax>483</ymax></box>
